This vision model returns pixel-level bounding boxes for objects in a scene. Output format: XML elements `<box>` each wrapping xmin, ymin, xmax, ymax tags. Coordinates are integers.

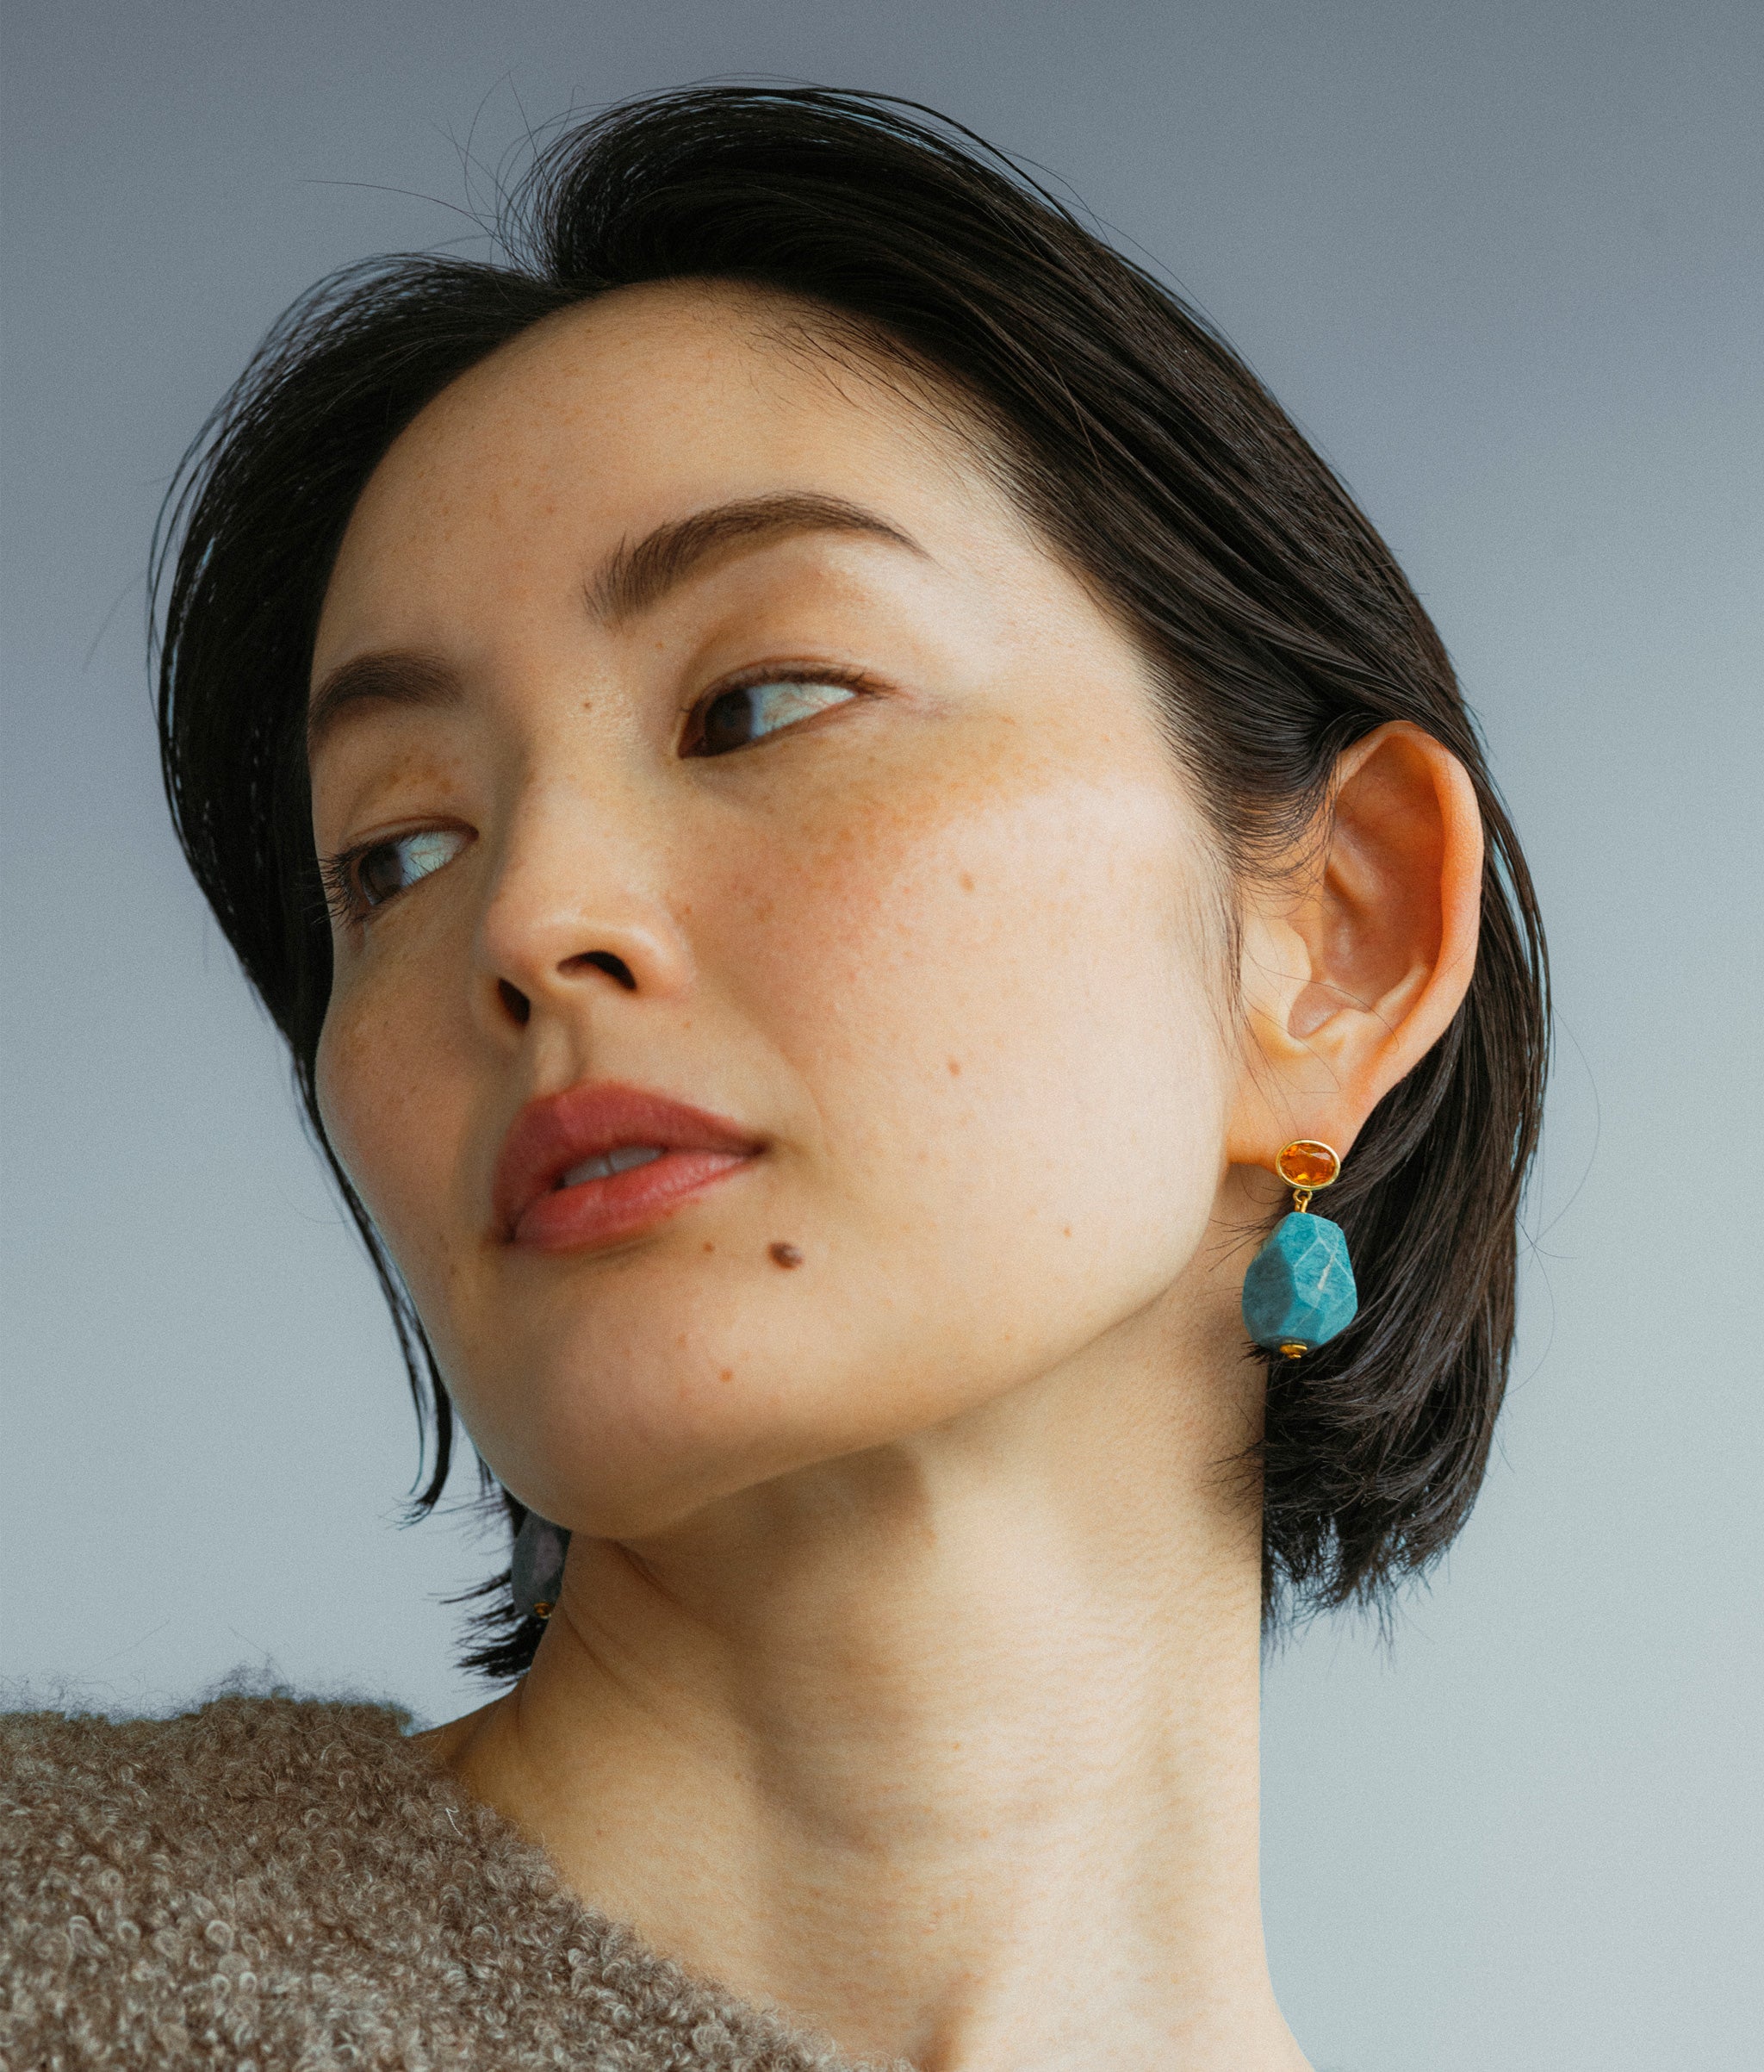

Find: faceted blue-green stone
<box><xmin>511</xmin><ymin>1515</ymin><xmax>570</xmax><ymax>1619</ymax></box>
<box><xmin>1241</xmin><ymin>1211</ymin><xmax>1358</xmax><ymax>1352</ymax></box>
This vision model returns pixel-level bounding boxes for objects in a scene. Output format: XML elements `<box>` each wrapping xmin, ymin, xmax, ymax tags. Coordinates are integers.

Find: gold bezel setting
<box><xmin>1275</xmin><ymin>1139</ymin><xmax>1341</xmax><ymax>1214</ymax></box>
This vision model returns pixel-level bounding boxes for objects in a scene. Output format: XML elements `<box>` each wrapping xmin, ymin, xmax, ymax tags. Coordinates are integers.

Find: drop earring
<box><xmin>1241</xmin><ymin>1139</ymin><xmax>1359</xmax><ymax>1360</ymax></box>
<box><xmin>511</xmin><ymin>1509</ymin><xmax>571</xmax><ymax>1621</ymax></box>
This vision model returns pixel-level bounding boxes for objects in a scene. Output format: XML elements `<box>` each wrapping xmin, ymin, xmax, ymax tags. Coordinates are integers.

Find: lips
<box><xmin>493</xmin><ymin>1081</ymin><xmax>762</xmax><ymax>1254</ymax></box>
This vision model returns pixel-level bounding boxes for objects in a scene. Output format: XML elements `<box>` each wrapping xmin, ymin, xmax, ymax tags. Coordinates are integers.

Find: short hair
<box><xmin>154</xmin><ymin>86</ymin><xmax>1549</xmax><ymax>1677</ymax></box>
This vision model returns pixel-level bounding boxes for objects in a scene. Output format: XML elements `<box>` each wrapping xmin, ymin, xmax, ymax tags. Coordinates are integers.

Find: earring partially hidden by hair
<box><xmin>511</xmin><ymin>1509</ymin><xmax>571</xmax><ymax>1621</ymax></box>
<box><xmin>1242</xmin><ymin>1140</ymin><xmax>1359</xmax><ymax>1361</ymax></box>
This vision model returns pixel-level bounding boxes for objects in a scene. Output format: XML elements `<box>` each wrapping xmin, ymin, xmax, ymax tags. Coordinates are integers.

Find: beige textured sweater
<box><xmin>0</xmin><ymin>1693</ymin><xmax>885</xmax><ymax>2071</ymax></box>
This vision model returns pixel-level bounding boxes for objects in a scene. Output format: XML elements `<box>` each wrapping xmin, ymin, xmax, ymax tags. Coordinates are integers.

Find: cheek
<box><xmin>314</xmin><ymin>949</ymin><xmax>475</xmax><ymax>1304</ymax></box>
<box><xmin>720</xmin><ymin>754</ymin><xmax>1231</xmax><ymax>1298</ymax></box>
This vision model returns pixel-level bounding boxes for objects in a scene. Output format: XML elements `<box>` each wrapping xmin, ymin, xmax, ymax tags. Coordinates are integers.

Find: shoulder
<box><xmin>0</xmin><ymin>1692</ymin><xmax>573</xmax><ymax>2068</ymax></box>
<box><xmin>2</xmin><ymin>1685</ymin><xmax>419</xmax><ymax>1807</ymax></box>
<box><xmin>1</xmin><ymin>1690</ymin><xmax>444</xmax><ymax>1911</ymax></box>
<box><xmin>0</xmin><ymin>1692</ymin><xmax>857</xmax><ymax>2071</ymax></box>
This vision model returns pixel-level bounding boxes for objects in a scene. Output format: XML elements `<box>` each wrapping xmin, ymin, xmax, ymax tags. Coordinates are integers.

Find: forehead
<box><xmin>314</xmin><ymin>282</ymin><xmax>1015</xmax><ymax>669</ymax></box>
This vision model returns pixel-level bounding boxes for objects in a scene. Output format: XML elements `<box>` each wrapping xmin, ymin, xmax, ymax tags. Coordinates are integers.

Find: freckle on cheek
<box><xmin>959</xmin><ymin>872</ymin><xmax>975</xmax><ymax>892</ymax></box>
<box><xmin>768</xmin><ymin>1242</ymin><xmax>804</xmax><ymax>1269</ymax></box>
<box><xmin>718</xmin><ymin>1367</ymin><xmax>735</xmax><ymax>1383</ymax></box>
<box><xmin>947</xmin><ymin>1058</ymin><xmax>961</xmax><ymax>1076</ymax></box>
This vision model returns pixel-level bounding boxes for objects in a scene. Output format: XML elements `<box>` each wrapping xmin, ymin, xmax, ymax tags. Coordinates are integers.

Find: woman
<box><xmin>1</xmin><ymin>86</ymin><xmax>1546</xmax><ymax>2070</ymax></box>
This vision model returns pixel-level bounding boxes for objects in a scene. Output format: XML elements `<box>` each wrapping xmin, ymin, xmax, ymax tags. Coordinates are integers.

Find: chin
<box><xmin>452</xmin><ymin>1319</ymin><xmax>916</xmax><ymax>1543</ymax></box>
<box><xmin>431</xmin><ymin>1182</ymin><xmax>1198</xmax><ymax>1541</ymax></box>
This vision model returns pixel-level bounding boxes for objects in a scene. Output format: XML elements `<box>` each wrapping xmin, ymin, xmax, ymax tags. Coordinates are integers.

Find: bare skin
<box><xmin>307</xmin><ymin>280</ymin><xmax>1483</xmax><ymax>2070</ymax></box>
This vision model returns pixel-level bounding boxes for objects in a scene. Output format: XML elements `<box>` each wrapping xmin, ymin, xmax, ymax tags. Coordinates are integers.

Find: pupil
<box><xmin>700</xmin><ymin>687</ymin><xmax>758</xmax><ymax>755</ymax></box>
<box><xmin>360</xmin><ymin>844</ymin><xmax>407</xmax><ymax>904</ymax></box>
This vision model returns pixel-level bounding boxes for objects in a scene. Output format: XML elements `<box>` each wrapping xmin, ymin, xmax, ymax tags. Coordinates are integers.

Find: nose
<box><xmin>473</xmin><ymin>784</ymin><xmax>694</xmax><ymax>1036</ymax></box>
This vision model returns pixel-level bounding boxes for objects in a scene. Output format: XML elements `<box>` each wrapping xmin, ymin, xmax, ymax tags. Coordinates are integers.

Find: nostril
<box><xmin>582</xmin><ymin>950</ymin><xmax>637</xmax><ymax>992</ymax></box>
<box><xmin>498</xmin><ymin>979</ymin><xmax>531</xmax><ymax>1027</ymax></box>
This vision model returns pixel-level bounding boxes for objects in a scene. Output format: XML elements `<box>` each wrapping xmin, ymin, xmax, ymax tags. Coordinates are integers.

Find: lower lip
<box><xmin>511</xmin><ymin>1149</ymin><xmax>754</xmax><ymax>1254</ymax></box>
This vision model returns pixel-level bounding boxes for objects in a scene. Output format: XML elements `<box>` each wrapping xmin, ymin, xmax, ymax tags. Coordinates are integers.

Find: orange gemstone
<box><xmin>1276</xmin><ymin>1140</ymin><xmax>1339</xmax><ymax>1190</ymax></box>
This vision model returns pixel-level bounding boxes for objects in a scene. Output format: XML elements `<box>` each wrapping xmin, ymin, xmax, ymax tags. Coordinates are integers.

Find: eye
<box><xmin>683</xmin><ymin>675</ymin><xmax>860</xmax><ymax>757</ymax></box>
<box><xmin>326</xmin><ymin>825</ymin><xmax>469</xmax><ymax>923</ymax></box>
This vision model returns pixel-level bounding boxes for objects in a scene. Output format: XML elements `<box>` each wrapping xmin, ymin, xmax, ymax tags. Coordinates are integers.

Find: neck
<box><xmin>432</xmin><ymin>1314</ymin><xmax>1307</xmax><ymax>2071</ymax></box>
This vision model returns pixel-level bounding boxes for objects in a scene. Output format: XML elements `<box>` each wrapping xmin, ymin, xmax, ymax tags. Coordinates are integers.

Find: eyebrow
<box><xmin>307</xmin><ymin>494</ymin><xmax>925</xmax><ymax>753</ymax></box>
<box><xmin>587</xmin><ymin>492</ymin><xmax>926</xmax><ymax>625</ymax></box>
<box><xmin>306</xmin><ymin>650</ymin><xmax>460</xmax><ymax>759</ymax></box>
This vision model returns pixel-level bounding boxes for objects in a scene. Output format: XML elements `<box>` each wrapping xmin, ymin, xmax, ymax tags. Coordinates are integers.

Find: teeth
<box><xmin>608</xmin><ymin>1144</ymin><xmax>664</xmax><ymax>1173</ymax></box>
<box><xmin>557</xmin><ymin>1146</ymin><xmax>665</xmax><ymax>1188</ymax></box>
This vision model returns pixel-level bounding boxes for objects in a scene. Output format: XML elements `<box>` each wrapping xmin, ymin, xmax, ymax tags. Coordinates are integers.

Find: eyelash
<box><xmin>317</xmin><ymin>821</ymin><xmax>476</xmax><ymax>930</ymax></box>
<box><xmin>317</xmin><ymin>836</ymin><xmax>437</xmax><ymax>930</ymax></box>
<box><xmin>319</xmin><ymin>664</ymin><xmax>874</xmax><ymax>928</ymax></box>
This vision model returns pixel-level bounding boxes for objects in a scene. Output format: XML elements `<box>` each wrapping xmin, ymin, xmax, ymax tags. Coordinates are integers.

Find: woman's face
<box><xmin>310</xmin><ymin>282</ymin><xmax>1245</xmax><ymax>1538</ymax></box>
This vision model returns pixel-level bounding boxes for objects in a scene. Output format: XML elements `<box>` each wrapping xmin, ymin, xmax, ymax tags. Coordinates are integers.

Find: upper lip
<box><xmin>491</xmin><ymin>1080</ymin><xmax>763</xmax><ymax>1239</ymax></box>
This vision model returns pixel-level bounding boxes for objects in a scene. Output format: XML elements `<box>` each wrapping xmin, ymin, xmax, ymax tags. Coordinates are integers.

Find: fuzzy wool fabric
<box><xmin>0</xmin><ymin>1692</ymin><xmax>885</xmax><ymax>2072</ymax></box>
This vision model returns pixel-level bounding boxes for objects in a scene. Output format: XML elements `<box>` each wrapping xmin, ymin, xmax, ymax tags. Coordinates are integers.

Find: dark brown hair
<box><xmin>154</xmin><ymin>86</ymin><xmax>1548</xmax><ymax>1677</ymax></box>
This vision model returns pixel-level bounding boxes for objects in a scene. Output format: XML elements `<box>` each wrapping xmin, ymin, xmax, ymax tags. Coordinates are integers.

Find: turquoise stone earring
<box><xmin>511</xmin><ymin>1509</ymin><xmax>570</xmax><ymax>1621</ymax></box>
<box><xmin>1241</xmin><ymin>1139</ymin><xmax>1358</xmax><ymax>1359</ymax></box>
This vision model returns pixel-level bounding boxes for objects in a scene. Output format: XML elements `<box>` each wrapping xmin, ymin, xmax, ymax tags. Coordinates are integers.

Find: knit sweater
<box><xmin>0</xmin><ymin>1693</ymin><xmax>885</xmax><ymax>2072</ymax></box>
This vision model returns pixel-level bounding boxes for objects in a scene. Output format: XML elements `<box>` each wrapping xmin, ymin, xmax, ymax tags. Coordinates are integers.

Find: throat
<box><xmin>431</xmin><ymin>1445</ymin><xmax>1294</xmax><ymax>2070</ymax></box>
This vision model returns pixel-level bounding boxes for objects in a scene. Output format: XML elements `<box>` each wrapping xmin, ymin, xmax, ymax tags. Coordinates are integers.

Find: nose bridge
<box><xmin>475</xmin><ymin>750</ymin><xmax>691</xmax><ymax>1008</ymax></box>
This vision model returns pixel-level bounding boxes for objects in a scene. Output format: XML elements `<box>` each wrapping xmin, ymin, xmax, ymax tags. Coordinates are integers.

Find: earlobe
<box><xmin>1227</xmin><ymin>722</ymin><xmax>1483</xmax><ymax>1173</ymax></box>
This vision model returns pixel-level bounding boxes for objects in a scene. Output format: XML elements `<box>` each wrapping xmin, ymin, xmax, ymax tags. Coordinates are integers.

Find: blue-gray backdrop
<box><xmin>3</xmin><ymin>5</ymin><xmax>1760</xmax><ymax>2068</ymax></box>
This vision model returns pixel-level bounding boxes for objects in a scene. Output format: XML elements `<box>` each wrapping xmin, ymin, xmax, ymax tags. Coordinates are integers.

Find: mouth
<box><xmin>494</xmin><ymin>1081</ymin><xmax>762</xmax><ymax>1254</ymax></box>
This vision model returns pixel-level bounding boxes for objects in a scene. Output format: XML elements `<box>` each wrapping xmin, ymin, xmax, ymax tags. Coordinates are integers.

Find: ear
<box><xmin>1226</xmin><ymin>721</ymin><xmax>1484</xmax><ymax>1174</ymax></box>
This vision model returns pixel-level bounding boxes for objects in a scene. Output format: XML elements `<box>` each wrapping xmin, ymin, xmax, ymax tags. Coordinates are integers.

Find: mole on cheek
<box><xmin>768</xmin><ymin>1242</ymin><xmax>804</xmax><ymax>1269</ymax></box>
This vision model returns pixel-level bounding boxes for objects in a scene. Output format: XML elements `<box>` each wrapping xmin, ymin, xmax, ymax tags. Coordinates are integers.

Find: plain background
<box><xmin>3</xmin><ymin>3</ymin><xmax>1760</xmax><ymax>2067</ymax></box>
